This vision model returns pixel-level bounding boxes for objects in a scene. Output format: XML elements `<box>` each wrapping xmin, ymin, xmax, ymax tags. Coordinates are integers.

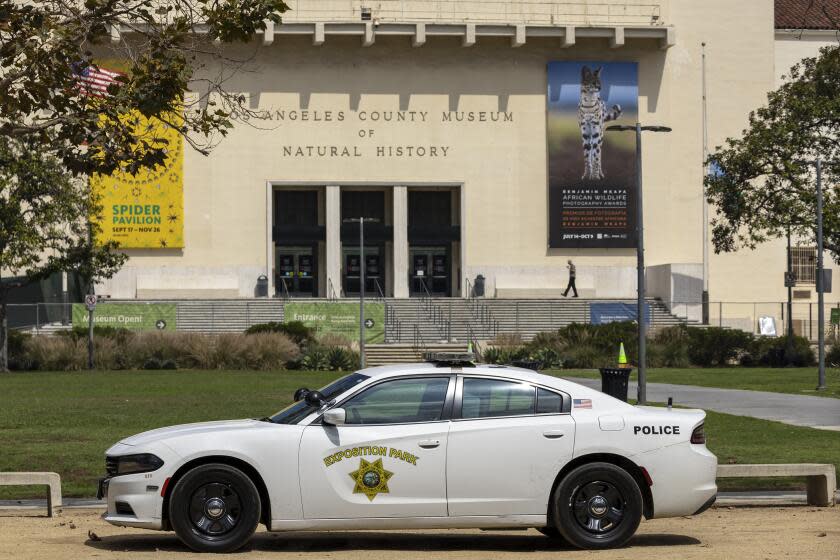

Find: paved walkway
<box><xmin>567</xmin><ymin>377</ymin><xmax>840</xmax><ymax>431</ymax></box>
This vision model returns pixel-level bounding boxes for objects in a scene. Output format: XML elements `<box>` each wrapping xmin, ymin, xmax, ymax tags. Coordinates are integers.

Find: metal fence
<box><xmin>284</xmin><ymin>1</ymin><xmax>664</xmax><ymax>26</ymax></box>
<box><xmin>10</xmin><ymin>299</ymin><xmax>840</xmax><ymax>344</ymax></box>
<box><xmin>667</xmin><ymin>301</ymin><xmax>840</xmax><ymax>343</ymax></box>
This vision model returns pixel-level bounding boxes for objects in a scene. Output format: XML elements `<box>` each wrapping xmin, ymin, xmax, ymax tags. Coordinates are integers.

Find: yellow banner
<box><xmin>91</xmin><ymin>111</ymin><xmax>184</xmax><ymax>249</ymax></box>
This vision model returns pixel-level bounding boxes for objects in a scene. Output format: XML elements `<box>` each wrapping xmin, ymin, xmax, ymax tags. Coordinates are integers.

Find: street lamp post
<box><xmin>606</xmin><ymin>123</ymin><xmax>672</xmax><ymax>405</ymax></box>
<box><xmin>343</xmin><ymin>217</ymin><xmax>378</xmax><ymax>368</ymax></box>
<box><xmin>794</xmin><ymin>158</ymin><xmax>828</xmax><ymax>391</ymax></box>
<box><xmin>815</xmin><ymin>158</ymin><xmax>826</xmax><ymax>391</ymax></box>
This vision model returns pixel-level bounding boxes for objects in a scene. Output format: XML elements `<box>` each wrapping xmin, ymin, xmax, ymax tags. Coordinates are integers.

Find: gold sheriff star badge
<box><xmin>349</xmin><ymin>458</ymin><xmax>393</xmax><ymax>501</ymax></box>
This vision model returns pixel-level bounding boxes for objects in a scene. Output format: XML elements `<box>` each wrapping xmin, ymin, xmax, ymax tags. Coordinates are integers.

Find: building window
<box><xmin>791</xmin><ymin>247</ymin><xmax>816</xmax><ymax>285</ymax></box>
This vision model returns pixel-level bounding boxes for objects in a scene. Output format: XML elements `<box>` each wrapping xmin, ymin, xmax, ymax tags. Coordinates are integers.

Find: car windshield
<box><xmin>269</xmin><ymin>372</ymin><xmax>370</xmax><ymax>424</ymax></box>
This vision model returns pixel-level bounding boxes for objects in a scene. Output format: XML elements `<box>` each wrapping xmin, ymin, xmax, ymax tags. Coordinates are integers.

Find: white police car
<box><xmin>99</xmin><ymin>355</ymin><xmax>717</xmax><ymax>552</ymax></box>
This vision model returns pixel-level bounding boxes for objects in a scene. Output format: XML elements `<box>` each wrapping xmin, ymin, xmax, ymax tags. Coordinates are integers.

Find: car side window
<box><xmin>461</xmin><ymin>378</ymin><xmax>535</xmax><ymax>419</ymax></box>
<box><xmin>341</xmin><ymin>377</ymin><xmax>450</xmax><ymax>425</ymax></box>
<box><xmin>536</xmin><ymin>387</ymin><xmax>564</xmax><ymax>414</ymax></box>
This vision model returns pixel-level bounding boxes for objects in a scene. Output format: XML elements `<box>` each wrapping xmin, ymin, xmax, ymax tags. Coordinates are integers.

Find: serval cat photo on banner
<box><xmin>578</xmin><ymin>65</ymin><xmax>622</xmax><ymax>181</ymax></box>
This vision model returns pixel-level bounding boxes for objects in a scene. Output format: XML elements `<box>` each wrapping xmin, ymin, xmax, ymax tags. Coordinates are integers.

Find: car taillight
<box><xmin>691</xmin><ymin>423</ymin><xmax>706</xmax><ymax>444</ymax></box>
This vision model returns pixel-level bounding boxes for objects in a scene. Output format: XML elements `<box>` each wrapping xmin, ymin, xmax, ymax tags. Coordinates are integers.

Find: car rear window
<box><xmin>461</xmin><ymin>378</ymin><xmax>535</xmax><ymax>419</ymax></box>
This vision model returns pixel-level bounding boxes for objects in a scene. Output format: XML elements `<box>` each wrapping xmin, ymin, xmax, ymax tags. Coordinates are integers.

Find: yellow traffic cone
<box><xmin>618</xmin><ymin>342</ymin><xmax>628</xmax><ymax>368</ymax></box>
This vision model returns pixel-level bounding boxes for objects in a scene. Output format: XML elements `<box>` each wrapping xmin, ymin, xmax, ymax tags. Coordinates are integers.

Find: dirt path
<box><xmin>0</xmin><ymin>506</ymin><xmax>837</xmax><ymax>559</ymax></box>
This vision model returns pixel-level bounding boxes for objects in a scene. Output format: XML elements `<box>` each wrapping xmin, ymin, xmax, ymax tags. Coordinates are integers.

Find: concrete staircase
<box><xmin>383</xmin><ymin>297</ymin><xmax>689</xmax><ymax>344</ymax></box>
<box><xmin>101</xmin><ymin>299</ymin><xmax>286</xmax><ymax>333</ymax></box>
<box><xmin>93</xmin><ymin>297</ymin><xmax>687</xmax><ymax>340</ymax></box>
<box><xmin>365</xmin><ymin>342</ymin><xmax>469</xmax><ymax>367</ymax></box>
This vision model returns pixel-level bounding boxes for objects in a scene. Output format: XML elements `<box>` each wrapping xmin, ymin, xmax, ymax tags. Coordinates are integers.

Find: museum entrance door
<box><xmin>342</xmin><ymin>246</ymin><xmax>384</xmax><ymax>297</ymax></box>
<box><xmin>276</xmin><ymin>246</ymin><xmax>317</xmax><ymax>297</ymax></box>
<box><xmin>409</xmin><ymin>246</ymin><xmax>449</xmax><ymax>297</ymax></box>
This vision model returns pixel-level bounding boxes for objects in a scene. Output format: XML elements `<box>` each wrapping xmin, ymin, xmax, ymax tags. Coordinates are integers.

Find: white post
<box><xmin>326</xmin><ymin>185</ymin><xmax>342</xmax><ymax>298</ymax></box>
<box><xmin>393</xmin><ymin>186</ymin><xmax>409</xmax><ymax>298</ymax></box>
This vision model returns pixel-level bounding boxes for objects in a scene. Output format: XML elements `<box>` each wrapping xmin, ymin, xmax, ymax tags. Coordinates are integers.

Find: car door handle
<box><xmin>418</xmin><ymin>439</ymin><xmax>441</xmax><ymax>449</ymax></box>
<box><xmin>542</xmin><ymin>430</ymin><xmax>565</xmax><ymax>439</ymax></box>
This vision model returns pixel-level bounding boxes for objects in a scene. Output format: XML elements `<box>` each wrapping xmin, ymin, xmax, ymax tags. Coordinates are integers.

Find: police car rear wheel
<box><xmin>169</xmin><ymin>463</ymin><xmax>261</xmax><ymax>553</ymax></box>
<box><xmin>552</xmin><ymin>462</ymin><xmax>642</xmax><ymax>550</ymax></box>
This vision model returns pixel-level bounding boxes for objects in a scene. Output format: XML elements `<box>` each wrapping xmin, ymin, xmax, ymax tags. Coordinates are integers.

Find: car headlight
<box><xmin>109</xmin><ymin>453</ymin><xmax>165</xmax><ymax>476</ymax></box>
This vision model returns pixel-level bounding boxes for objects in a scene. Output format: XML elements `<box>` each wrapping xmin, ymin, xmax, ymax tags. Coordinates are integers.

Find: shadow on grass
<box><xmin>85</xmin><ymin>530</ymin><xmax>701</xmax><ymax>553</ymax></box>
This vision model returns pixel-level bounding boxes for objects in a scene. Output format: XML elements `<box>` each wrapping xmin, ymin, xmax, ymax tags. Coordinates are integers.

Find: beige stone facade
<box><xmin>94</xmin><ymin>0</ymin><xmax>838</xmax><ymax>331</ymax></box>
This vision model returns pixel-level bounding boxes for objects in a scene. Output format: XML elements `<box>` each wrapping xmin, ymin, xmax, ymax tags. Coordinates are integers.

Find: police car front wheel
<box><xmin>551</xmin><ymin>462</ymin><xmax>643</xmax><ymax>550</ymax></box>
<box><xmin>168</xmin><ymin>463</ymin><xmax>262</xmax><ymax>553</ymax></box>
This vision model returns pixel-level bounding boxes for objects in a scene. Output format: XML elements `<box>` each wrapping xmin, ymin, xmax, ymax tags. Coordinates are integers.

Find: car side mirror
<box><xmin>305</xmin><ymin>390</ymin><xmax>326</xmax><ymax>407</ymax></box>
<box><xmin>323</xmin><ymin>408</ymin><xmax>346</xmax><ymax>426</ymax></box>
<box><xmin>293</xmin><ymin>388</ymin><xmax>311</xmax><ymax>402</ymax></box>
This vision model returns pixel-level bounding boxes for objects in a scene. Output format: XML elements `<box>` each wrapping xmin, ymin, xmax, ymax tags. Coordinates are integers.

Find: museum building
<box><xmin>83</xmin><ymin>0</ymin><xmax>838</xmax><ymax>326</ymax></box>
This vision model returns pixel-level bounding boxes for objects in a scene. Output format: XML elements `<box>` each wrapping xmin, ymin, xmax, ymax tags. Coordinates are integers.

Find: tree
<box><xmin>0</xmin><ymin>1</ymin><xmax>289</xmax><ymax>369</ymax></box>
<box><xmin>705</xmin><ymin>44</ymin><xmax>840</xmax><ymax>260</ymax></box>
<box><xmin>0</xmin><ymin>138</ymin><xmax>126</xmax><ymax>369</ymax></box>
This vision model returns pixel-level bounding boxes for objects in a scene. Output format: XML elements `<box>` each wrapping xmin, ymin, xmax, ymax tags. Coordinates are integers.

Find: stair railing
<box><xmin>465</xmin><ymin>321</ymin><xmax>483</xmax><ymax>360</ymax></box>
<box><xmin>373</xmin><ymin>278</ymin><xmax>386</xmax><ymax>302</ymax></box>
<box><xmin>384</xmin><ymin>300</ymin><xmax>402</xmax><ymax>343</ymax></box>
<box><xmin>464</xmin><ymin>277</ymin><xmax>498</xmax><ymax>340</ymax></box>
<box><xmin>278</xmin><ymin>277</ymin><xmax>291</xmax><ymax>301</ymax></box>
<box><xmin>412</xmin><ymin>324</ymin><xmax>427</xmax><ymax>356</ymax></box>
<box><xmin>416</xmin><ymin>279</ymin><xmax>451</xmax><ymax>342</ymax></box>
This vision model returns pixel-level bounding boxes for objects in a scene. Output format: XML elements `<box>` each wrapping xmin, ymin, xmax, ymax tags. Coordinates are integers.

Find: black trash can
<box><xmin>256</xmin><ymin>274</ymin><xmax>269</xmax><ymax>298</ymax></box>
<box><xmin>512</xmin><ymin>359</ymin><xmax>540</xmax><ymax>371</ymax></box>
<box><xmin>473</xmin><ymin>274</ymin><xmax>485</xmax><ymax>297</ymax></box>
<box><xmin>599</xmin><ymin>367</ymin><xmax>632</xmax><ymax>402</ymax></box>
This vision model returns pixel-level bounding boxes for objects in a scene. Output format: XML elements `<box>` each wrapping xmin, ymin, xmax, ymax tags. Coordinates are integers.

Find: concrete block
<box><xmin>0</xmin><ymin>472</ymin><xmax>62</xmax><ymax>516</ymax></box>
<box><xmin>717</xmin><ymin>464</ymin><xmax>836</xmax><ymax>506</ymax></box>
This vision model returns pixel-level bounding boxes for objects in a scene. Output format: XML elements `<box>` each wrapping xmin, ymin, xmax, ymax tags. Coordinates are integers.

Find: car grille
<box><xmin>105</xmin><ymin>456</ymin><xmax>118</xmax><ymax>477</ymax></box>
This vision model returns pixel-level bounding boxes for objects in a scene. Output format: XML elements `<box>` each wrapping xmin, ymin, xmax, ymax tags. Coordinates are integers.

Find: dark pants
<box><xmin>563</xmin><ymin>277</ymin><xmax>578</xmax><ymax>297</ymax></box>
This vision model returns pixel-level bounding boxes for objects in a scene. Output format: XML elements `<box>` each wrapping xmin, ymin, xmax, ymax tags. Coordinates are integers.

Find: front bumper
<box><xmin>100</xmin><ymin>471</ymin><xmax>166</xmax><ymax>530</ymax></box>
<box><xmin>99</xmin><ymin>443</ymin><xmax>176</xmax><ymax>530</ymax></box>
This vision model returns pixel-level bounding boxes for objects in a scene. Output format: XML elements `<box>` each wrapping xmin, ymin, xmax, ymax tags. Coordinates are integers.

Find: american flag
<box><xmin>573</xmin><ymin>398</ymin><xmax>593</xmax><ymax>409</ymax></box>
<box><xmin>72</xmin><ymin>62</ymin><xmax>123</xmax><ymax>97</ymax></box>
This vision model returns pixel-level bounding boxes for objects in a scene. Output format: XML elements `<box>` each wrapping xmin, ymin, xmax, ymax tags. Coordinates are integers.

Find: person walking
<box><xmin>563</xmin><ymin>259</ymin><xmax>578</xmax><ymax>297</ymax></box>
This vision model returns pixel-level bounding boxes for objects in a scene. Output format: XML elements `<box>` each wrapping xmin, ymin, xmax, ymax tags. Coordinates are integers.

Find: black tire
<box><xmin>551</xmin><ymin>462</ymin><xmax>642</xmax><ymax>550</ymax></box>
<box><xmin>168</xmin><ymin>463</ymin><xmax>261</xmax><ymax>553</ymax></box>
<box><xmin>536</xmin><ymin>526</ymin><xmax>568</xmax><ymax>543</ymax></box>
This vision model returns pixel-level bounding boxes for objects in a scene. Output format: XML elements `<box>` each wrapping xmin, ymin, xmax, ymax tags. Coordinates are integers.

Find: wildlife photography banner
<box><xmin>547</xmin><ymin>62</ymin><xmax>638</xmax><ymax>248</ymax></box>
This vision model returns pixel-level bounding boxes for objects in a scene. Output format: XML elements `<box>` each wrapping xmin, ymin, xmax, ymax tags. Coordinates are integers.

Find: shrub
<box><xmin>530</xmin><ymin>346</ymin><xmax>561</xmax><ymax>369</ymax></box>
<box><xmin>238</xmin><ymin>333</ymin><xmax>300</xmax><ymax>370</ymax></box>
<box><xmin>560</xmin><ymin>344</ymin><xmax>608</xmax><ymax>369</ymax></box>
<box><xmin>480</xmin><ymin>345</ymin><xmax>528</xmax><ymax>365</ymax></box>
<box><xmin>21</xmin><ymin>336</ymin><xmax>86</xmax><ymax>370</ymax></box>
<box><xmin>301</xmin><ymin>346</ymin><xmax>329</xmax><ymax>370</ymax></box>
<box><xmin>746</xmin><ymin>335</ymin><xmax>815</xmax><ymax>367</ymax></box>
<box><xmin>61</xmin><ymin>325</ymin><xmax>133</xmax><ymax>343</ymax></box>
<box><xmin>827</xmin><ymin>344</ymin><xmax>840</xmax><ymax>367</ymax></box>
<box><xmin>326</xmin><ymin>347</ymin><xmax>360</xmax><ymax>371</ymax></box>
<box><xmin>245</xmin><ymin>321</ymin><xmax>314</xmax><ymax>346</ymax></box>
<box><xmin>686</xmin><ymin>327</ymin><xmax>753</xmax><ymax>367</ymax></box>
<box><xmin>8</xmin><ymin>329</ymin><xmax>31</xmax><ymax>370</ymax></box>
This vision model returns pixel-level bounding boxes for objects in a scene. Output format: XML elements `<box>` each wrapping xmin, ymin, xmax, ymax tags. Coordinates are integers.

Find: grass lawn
<box><xmin>1</xmin><ymin>369</ymin><xmax>838</xmax><ymax>498</ymax></box>
<box><xmin>552</xmin><ymin>367</ymin><xmax>840</xmax><ymax>398</ymax></box>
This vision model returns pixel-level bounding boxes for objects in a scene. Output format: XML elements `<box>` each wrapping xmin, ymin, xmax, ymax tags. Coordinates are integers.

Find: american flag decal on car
<box><xmin>573</xmin><ymin>398</ymin><xmax>592</xmax><ymax>409</ymax></box>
